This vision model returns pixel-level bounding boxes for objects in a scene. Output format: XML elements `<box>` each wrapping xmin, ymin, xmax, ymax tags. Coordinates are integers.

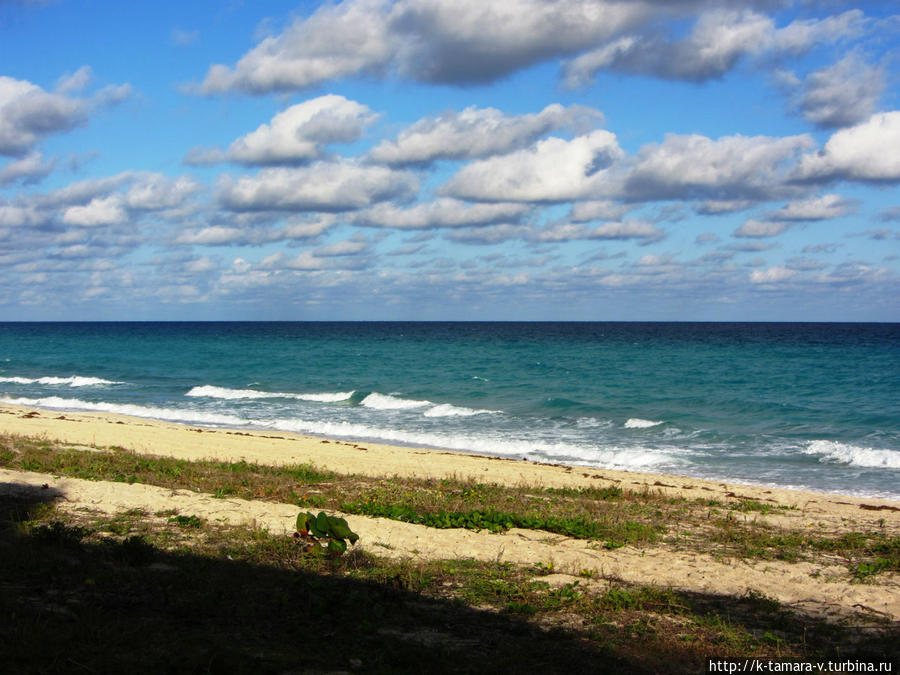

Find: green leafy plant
<box><xmin>295</xmin><ymin>511</ymin><xmax>359</xmax><ymax>557</ymax></box>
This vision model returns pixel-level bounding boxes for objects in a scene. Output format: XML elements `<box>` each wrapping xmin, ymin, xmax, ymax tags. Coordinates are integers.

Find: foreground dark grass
<box><xmin>2</xmin><ymin>433</ymin><xmax>899</xmax><ymax>577</ymax></box>
<box><xmin>3</xmin><ymin>486</ymin><xmax>897</xmax><ymax>674</ymax></box>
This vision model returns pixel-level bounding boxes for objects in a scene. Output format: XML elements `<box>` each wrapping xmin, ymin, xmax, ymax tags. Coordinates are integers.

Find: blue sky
<box><xmin>1</xmin><ymin>0</ymin><xmax>898</xmax><ymax>321</ymax></box>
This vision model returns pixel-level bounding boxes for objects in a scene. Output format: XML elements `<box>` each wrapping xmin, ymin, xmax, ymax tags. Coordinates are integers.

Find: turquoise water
<box><xmin>1</xmin><ymin>322</ymin><xmax>898</xmax><ymax>498</ymax></box>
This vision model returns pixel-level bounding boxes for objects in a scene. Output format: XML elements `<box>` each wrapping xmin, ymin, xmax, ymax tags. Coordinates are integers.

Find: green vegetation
<box><xmin>2</xmin><ymin>491</ymin><xmax>895</xmax><ymax>673</ymax></box>
<box><xmin>2</xmin><ymin>432</ymin><xmax>898</xmax><ymax>580</ymax></box>
<box><xmin>1</xmin><ymin>429</ymin><xmax>898</xmax><ymax>670</ymax></box>
<box><xmin>296</xmin><ymin>510</ymin><xmax>359</xmax><ymax>556</ymax></box>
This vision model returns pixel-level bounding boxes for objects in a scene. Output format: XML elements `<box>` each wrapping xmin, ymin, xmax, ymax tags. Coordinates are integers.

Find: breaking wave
<box><xmin>802</xmin><ymin>440</ymin><xmax>900</xmax><ymax>469</ymax></box>
<box><xmin>0</xmin><ymin>395</ymin><xmax>246</xmax><ymax>427</ymax></box>
<box><xmin>0</xmin><ymin>375</ymin><xmax>123</xmax><ymax>387</ymax></box>
<box><xmin>186</xmin><ymin>385</ymin><xmax>354</xmax><ymax>403</ymax></box>
<box><xmin>624</xmin><ymin>418</ymin><xmax>663</xmax><ymax>429</ymax></box>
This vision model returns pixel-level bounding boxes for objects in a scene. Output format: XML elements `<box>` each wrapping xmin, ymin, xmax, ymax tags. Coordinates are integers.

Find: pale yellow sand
<box><xmin>2</xmin><ymin>402</ymin><xmax>899</xmax><ymax>624</ymax></box>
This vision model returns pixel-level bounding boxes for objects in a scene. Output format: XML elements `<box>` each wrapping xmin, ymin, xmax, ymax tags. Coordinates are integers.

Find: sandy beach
<box><xmin>2</xmin><ymin>401</ymin><xmax>899</xmax><ymax>625</ymax></box>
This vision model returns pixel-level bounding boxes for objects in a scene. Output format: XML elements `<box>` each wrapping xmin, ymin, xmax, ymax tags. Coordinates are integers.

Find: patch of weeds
<box><xmin>168</xmin><ymin>514</ymin><xmax>205</xmax><ymax>528</ymax></box>
<box><xmin>852</xmin><ymin>558</ymin><xmax>894</xmax><ymax>582</ymax></box>
<box><xmin>29</xmin><ymin>520</ymin><xmax>90</xmax><ymax>547</ymax></box>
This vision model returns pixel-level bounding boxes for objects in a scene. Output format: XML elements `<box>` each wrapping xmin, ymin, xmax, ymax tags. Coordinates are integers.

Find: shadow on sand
<box><xmin>1</xmin><ymin>483</ymin><xmax>897</xmax><ymax>673</ymax></box>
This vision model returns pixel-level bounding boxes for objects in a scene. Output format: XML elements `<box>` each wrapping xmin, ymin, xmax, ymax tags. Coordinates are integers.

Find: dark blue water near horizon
<box><xmin>1</xmin><ymin>321</ymin><xmax>898</xmax><ymax>498</ymax></box>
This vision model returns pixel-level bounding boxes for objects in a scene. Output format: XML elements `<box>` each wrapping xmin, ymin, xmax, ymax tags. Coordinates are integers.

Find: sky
<box><xmin>0</xmin><ymin>0</ymin><xmax>898</xmax><ymax>321</ymax></box>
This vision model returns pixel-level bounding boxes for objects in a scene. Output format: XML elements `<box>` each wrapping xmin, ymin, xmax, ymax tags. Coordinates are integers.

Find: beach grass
<box><xmin>2</xmin><ymin>432</ymin><xmax>899</xmax><ymax>578</ymax></box>
<box><xmin>2</xmin><ymin>485</ymin><xmax>895</xmax><ymax>674</ymax></box>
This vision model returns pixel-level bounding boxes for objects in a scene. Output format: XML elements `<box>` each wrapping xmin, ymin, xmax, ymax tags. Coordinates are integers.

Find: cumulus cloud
<box><xmin>260</xmin><ymin>245</ymin><xmax>370</xmax><ymax>271</ymax></box>
<box><xmin>441</xmin><ymin>130</ymin><xmax>623</xmax><ymax>203</ymax></box>
<box><xmin>218</xmin><ymin>160</ymin><xmax>419</xmax><ymax>212</ymax></box>
<box><xmin>0</xmin><ymin>151</ymin><xmax>54</xmax><ymax>185</ymax></box>
<box><xmin>61</xmin><ymin>195</ymin><xmax>127</xmax><ymax>226</ymax></box>
<box><xmin>0</xmin><ymin>75</ymin><xmax>88</xmax><ymax>156</ymax></box>
<box><xmin>794</xmin><ymin>111</ymin><xmax>900</xmax><ymax>183</ymax></box>
<box><xmin>564</xmin><ymin>9</ymin><xmax>865</xmax><ymax>86</ymax></box>
<box><xmin>388</xmin><ymin>0</ymin><xmax>650</xmax><ymax>85</ymax></box>
<box><xmin>356</xmin><ymin>198</ymin><xmax>529</xmax><ymax>230</ymax></box>
<box><xmin>623</xmin><ymin>132</ymin><xmax>814</xmax><ymax>202</ymax></box>
<box><xmin>186</xmin><ymin>95</ymin><xmax>377</xmax><ymax>166</ymax></box>
<box><xmin>0</xmin><ymin>202</ymin><xmax>45</xmax><ymax>227</ymax></box>
<box><xmin>796</xmin><ymin>54</ymin><xmax>884</xmax><ymax>129</ymax></box>
<box><xmin>568</xmin><ymin>200</ymin><xmax>631</xmax><ymax>223</ymax></box>
<box><xmin>368</xmin><ymin>103</ymin><xmax>600</xmax><ymax>166</ymax></box>
<box><xmin>769</xmin><ymin>193</ymin><xmax>855</xmax><ymax>221</ymax></box>
<box><xmin>444</xmin><ymin>224</ymin><xmax>533</xmax><ymax>245</ymax></box>
<box><xmin>176</xmin><ymin>214</ymin><xmax>337</xmax><ymax>247</ymax></box>
<box><xmin>533</xmin><ymin>219</ymin><xmax>664</xmax><ymax>244</ymax></box>
<box><xmin>750</xmin><ymin>266</ymin><xmax>796</xmax><ymax>283</ymax></box>
<box><xmin>197</xmin><ymin>0</ymin><xmax>656</xmax><ymax>93</ymax></box>
<box><xmin>695</xmin><ymin>200</ymin><xmax>754</xmax><ymax>215</ymax></box>
<box><xmin>193</xmin><ymin>0</ymin><xmax>874</xmax><ymax>97</ymax></box>
<box><xmin>198</xmin><ymin>0</ymin><xmax>395</xmax><ymax>94</ymax></box>
<box><xmin>733</xmin><ymin>219</ymin><xmax>792</xmax><ymax>238</ymax></box>
<box><xmin>124</xmin><ymin>174</ymin><xmax>202</xmax><ymax>210</ymax></box>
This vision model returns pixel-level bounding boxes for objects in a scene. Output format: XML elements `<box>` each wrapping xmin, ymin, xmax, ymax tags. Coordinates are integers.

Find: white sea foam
<box><xmin>261</xmin><ymin>416</ymin><xmax>679</xmax><ymax>470</ymax></box>
<box><xmin>360</xmin><ymin>393</ymin><xmax>431</xmax><ymax>410</ymax></box>
<box><xmin>0</xmin><ymin>395</ymin><xmax>246</xmax><ymax>427</ymax></box>
<box><xmin>802</xmin><ymin>440</ymin><xmax>900</xmax><ymax>469</ymax></box>
<box><xmin>186</xmin><ymin>385</ymin><xmax>354</xmax><ymax>403</ymax></box>
<box><xmin>624</xmin><ymin>418</ymin><xmax>663</xmax><ymax>429</ymax></box>
<box><xmin>0</xmin><ymin>375</ymin><xmax>122</xmax><ymax>387</ymax></box>
<box><xmin>297</xmin><ymin>391</ymin><xmax>356</xmax><ymax>403</ymax></box>
<box><xmin>422</xmin><ymin>403</ymin><xmax>499</xmax><ymax>417</ymax></box>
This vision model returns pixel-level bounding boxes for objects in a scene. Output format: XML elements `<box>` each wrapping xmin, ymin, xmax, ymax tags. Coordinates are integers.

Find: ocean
<box><xmin>0</xmin><ymin>322</ymin><xmax>897</xmax><ymax>499</ymax></box>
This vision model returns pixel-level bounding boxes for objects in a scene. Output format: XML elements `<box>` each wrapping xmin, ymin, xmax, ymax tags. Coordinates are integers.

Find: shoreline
<box><xmin>2</xmin><ymin>401</ymin><xmax>899</xmax><ymax>525</ymax></box>
<box><xmin>3</xmin><ymin>400</ymin><xmax>900</xmax><ymax>627</ymax></box>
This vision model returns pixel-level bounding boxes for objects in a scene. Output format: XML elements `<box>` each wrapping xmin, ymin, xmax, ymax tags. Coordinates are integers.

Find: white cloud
<box><xmin>55</xmin><ymin>66</ymin><xmax>93</xmax><ymax>94</ymax></box>
<box><xmin>281</xmin><ymin>215</ymin><xmax>337</xmax><ymax>240</ymax></box>
<box><xmin>219</xmin><ymin>160</ymin><xmax>419</xmax><ymax>212</ymax></box>
<box><xmin>389</xmin><ymin>0</ymin><xmax>650</xmax><ymax>84</ymax></box>
<box><xmin>62</xmin><ymin>195</ymin><xmax>127</xmax><ymax>226</ymax></box>
<box><xmin>125</xmin><ymin>174</ymin><xmax>201</xmax><ymax>210</ymax></box>
<box><xmin>176</xmin><ymin>226</ymin><xmax>245</xmax><ymax>246</ymax></box>
<box><xmin>535</xmin><ymin>219</ymin><xmax>664</xmax><ymax>244</ymax></box>
<box><xmin>0</xmin><ymin>75</ymin><xmax>87</xmax><ymax>155</ymax></box>
<box><xmin>564</xmin><ymin>9</ymin><xmax>865</xmax><ymax>86</ymax></box>
<box><xmin>770</xmin><ymin>193</ymin><xmax>854</xmax><ymax>221</ymax></box>
<box><xmin>185</xmin><ymin>257</ymin><xmax>216</xmax><ymax>273</ymax></box>
<box><xmin>624</xmin><ymin>132</ymin><xmax>814</xmax><ymax>201</ymax></box>
<box><xmin>441</xmin><ymin>130</ymin><xmax>623</xmax><ymax>203</ymax></box>
<box><xmin>260</xmin><ymin>245</ymin><xmax>370</xmax><ymax>271</ymax></box>
<box><xmin>695</xmin><ymin>200</ymin><xmax>754</xmax><ymax>215</ymax></box>
<box><xmin>569</xmin><ymin>200</ymin><xmax>631</xmax><ymax>222</ymax></box>
<box><xmin>444</xmin><ymin>224</ymin><xmax>533</xmax><ymax>245</ymax></box>
<box><xmin>588</xmin><ymin>220</ymin><xmax>664</xmax><ymax>242</ymax></box>
<box><xmin>750</xmin><ymin>266</ymin><xmax>797</xmax><ymax>283</ymax></box>
<box><xmin>356</xmin><ymin>198</ymin><xmax>529</xmax><ymax>230</ymax></box>
<box><xmin>175</xmin><ymin>215</ymin><xmax>337</xmax><ymax>247</ymax></box>
<box><xmin>198</xmin><ymin>0</ymin><xmax>395</xmax><ymax>94</ymax></box>
<box><xmin>0</xmin><ymin>151</ymin><xmax>54</xmax><ymax>185</ymax></box>
<box><xmin>796</xmin><ymin>54</ymin><xmax>884</xmax><ymax>129</ymax></box>
<box><xmin>794</xmin><ymin>111</ymin><xmax>900</xmax><ymax>183</ymax></box>
<box><xmin>368</xmin><ymin>103</ymin><xmax>600</xmax><ymax>165</ymax></box>
<box><xmin>0</xmin><ymin>203</ymin><xmax>45</xmax><ymax>227</ymax></box>
<box><xmin>189</xmin><ymin>95</ymin><xmax>377</xmax><ymax>166</ymax></box>
<box><xmin>314</xmin><ymin>237</ymin><xmax>370</xmax><ymax>257</ymax></box>
<box><xmin>197</xmin><ymin>0</ymin><xmax>655</xmax><ymax>93</ymax></box>
<box><xmin>733</xmin><ymin>219</ymin><xmax>792</xmax><ymax>238</ymax></box>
